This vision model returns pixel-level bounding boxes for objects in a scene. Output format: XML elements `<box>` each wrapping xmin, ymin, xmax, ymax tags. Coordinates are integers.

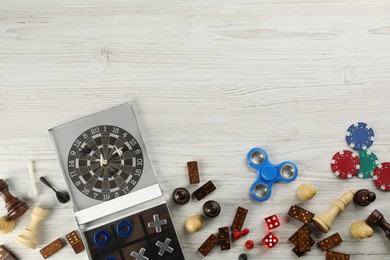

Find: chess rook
<box><xmin>350</xmin><ymin>220</ymin><xmax>373</xmax><ymax>238</ymax></box>
<box><xmin>312</xmin><ymin>190</ymin><xmax>356</xmax><ymax>233</ymax></box>
<box><xmin>16</xmin><ymin>207</ymin><xmax>48</xmax><ymax>249</ymax></box>
<box><xmin>0</xmin><ymin>179</ymin><xmax>29</xmax><ymax>221</ymax></box>
<box><xmin>0</xmin><ymin>216</ymin><xmax>15</xmax><ymax>234</ymax></box>
<box><xmin>366</xmin><ymin>209</ymin><xmax>390</xmax><ymax>243</ymax></box>
<box><xmin>353</xmin><ymin>189</ymin><xmax>376</xmax><ymax>206</ymax></box>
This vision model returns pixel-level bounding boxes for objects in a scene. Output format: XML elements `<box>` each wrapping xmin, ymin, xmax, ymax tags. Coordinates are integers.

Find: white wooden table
<box><xmin>1</xmin><ymin>0</ymin><xmax>390</xmax><ymax>259</ymax></box>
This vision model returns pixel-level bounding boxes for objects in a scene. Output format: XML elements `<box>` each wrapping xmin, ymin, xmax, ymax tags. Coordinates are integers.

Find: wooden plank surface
<box><xmin>1</xmin><ymin>0</ymin><xmax>390</xmax><ymax>259</ymax></box>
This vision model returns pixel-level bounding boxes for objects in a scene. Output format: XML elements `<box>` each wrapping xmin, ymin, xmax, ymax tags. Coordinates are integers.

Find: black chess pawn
<box><xmin>172</xmin><ymin>187</ymin><xmax>190</xmax><ymax>205</ymax></box>
<box><xmin>0</xmin><ymin>179</ymin><xmax>29</xmax><ymax>220</ymax></box>
<box><xmin>353</xmin><ymin>189</ymin><xmax>376</xmax><ymax>206</ymax></box>
<box><xmin>202</xmin><ymin>200</ymin><xmax>221</xmax><ymax>218</ymax></box>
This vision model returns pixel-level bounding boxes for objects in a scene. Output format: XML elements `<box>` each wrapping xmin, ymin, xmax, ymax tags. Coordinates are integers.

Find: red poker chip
<box><xmin>331</xmin><ymin>150</ymin><xmax>360</xmax><ymax>179</ymax></box>
<box><xmin>373</xmin><ymin>162</ymin><xmax>390</xmax><ymax>191</ymax></box>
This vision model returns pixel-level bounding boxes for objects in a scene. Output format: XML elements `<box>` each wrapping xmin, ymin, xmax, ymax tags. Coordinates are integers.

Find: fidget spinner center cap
<box><xmin>261</xmin><ymin>166</ymin><xmax>277</xmax><ymax>181</ymax></box>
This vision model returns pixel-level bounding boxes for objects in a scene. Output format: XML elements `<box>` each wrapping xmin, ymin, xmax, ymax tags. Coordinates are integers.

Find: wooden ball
<box><xmin>296</xmin><ymin>183</ymin><xmax>317</xmax><ymax>201</ymax></box>
<box><xmin>185</xmin><ymin>215</ymin><xmax>203</xmax><ymax>233</ymax></box>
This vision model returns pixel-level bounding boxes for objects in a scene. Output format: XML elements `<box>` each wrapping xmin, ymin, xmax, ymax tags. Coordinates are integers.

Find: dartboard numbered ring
<box><xmin>67</xmin><ymin>125</ymin><xmax>144</xmax><ymax>201</ymax></box>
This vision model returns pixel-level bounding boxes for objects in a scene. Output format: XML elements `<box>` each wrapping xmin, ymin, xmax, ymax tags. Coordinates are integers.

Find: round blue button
<box><xmin>261</xmin><ymin>165</ymin><xmax>277</xmax><ymax>181</ymax></box>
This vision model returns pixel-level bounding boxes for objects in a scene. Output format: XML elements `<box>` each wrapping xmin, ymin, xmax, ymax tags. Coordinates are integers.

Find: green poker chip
<box><xmin>357</xmin><ymin>150</ymin><xmax>379</xmax><ymax>179</ymax></box>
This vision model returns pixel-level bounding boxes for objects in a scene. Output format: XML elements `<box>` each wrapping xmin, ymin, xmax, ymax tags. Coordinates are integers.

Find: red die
<box><xmin>264</xmin><ymin>214</ymin><xmax>280</xmax><ymax>230</ymax></box>
<box><xmin>262</xmin><ymin>232</ymin><xmax>278</xmax><ymax>248</ymax></box>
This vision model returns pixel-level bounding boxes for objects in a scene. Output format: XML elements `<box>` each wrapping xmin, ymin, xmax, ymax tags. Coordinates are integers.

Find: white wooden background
<box><xmin>1</xmin><ymin>0</ymin><xmax>390</xmax><ymax>259</ymax></box>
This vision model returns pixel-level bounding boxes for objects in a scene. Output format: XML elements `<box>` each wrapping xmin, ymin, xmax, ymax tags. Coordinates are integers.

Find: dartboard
<box><xmin>67</xmin><ymin>125</ymin><xmax>144</xmax><ymax>201</ymax></box>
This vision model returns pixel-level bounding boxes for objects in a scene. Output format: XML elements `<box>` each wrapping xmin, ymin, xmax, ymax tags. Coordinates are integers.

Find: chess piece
<box><xmin>353</xmin><ymin>189</ymin><xmax>376</xmax><ymax>206</ymax></box>
<box><xmin>172</xmin><ymin>187</ymin><xmax>190</xmax><ymax>205</ymax></box>
<box><xmin>296</xmin><ymin>183</ymin><xmax>317</xmax><ymax>201</ymax></box>
<box><xmin>366</xmin><ymin>209</ymin><xmax>390</xmax><ymax>243</ymax></box>
<box><xmin>312</xmin><ymin>190</ymin><xmax>356</xmax><ymax>233</ymax></box>
<box><xmin>15</xmin><ymin>207</ymin><xmax>48</xmax><ymax>249</ymax></box>
<box><xmin>27</xmin><ymin>161</ymin><xmax>39</xmax><ymax>199</ymax></box>
<box><xmin>350</xmin><ymin>220</ymin><xmax>373</xmax><ymax>238</ymax></box>
<box><xmin>0</xmin><ymin>216</ymin><xmax>15</xmax><ymax>234</ymax></box>
<box><xmin>202</xmin><ymin>200</ymin><xmax>221</xmax><ymax>218</ymax></box>
<box><xmin>0</xmin><ymin>179</ymin><xmax>29</xmax><ymax>220</ymax></box>
<box><xmin>185</xmin><ymin>215</ymin><xmax>203</xmax><ymax>233</ymax></box>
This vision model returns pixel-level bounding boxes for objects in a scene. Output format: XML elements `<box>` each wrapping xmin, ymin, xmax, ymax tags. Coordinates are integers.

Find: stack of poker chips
<box><xmin>330</xmin><ymin>122</ymin><xmax>390</xmax><ymax>191</ymax></box>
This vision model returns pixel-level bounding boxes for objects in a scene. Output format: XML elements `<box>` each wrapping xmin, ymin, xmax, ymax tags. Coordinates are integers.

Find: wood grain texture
<box><xmin>1</xmin><ymin>0</ymin><xmax>390</xmax><ymax>259</ymax></box>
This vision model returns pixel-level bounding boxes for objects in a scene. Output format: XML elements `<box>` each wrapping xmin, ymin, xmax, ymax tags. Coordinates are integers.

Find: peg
<box><xmin>185</xmin><ymin>215</ymin><xmax>203</xmax><ymax>233</ymax></box>
<box><xmin>353</xmin><ymin>189</ymin><xmax>376</xmax><ymax>206</ymax></box>
<box><xmin>312</xmin><ymin>190</ymin><xmax>356</xmax><ymax>233</ymax></box>
<box><xmin>350</xmin><ymin>220</ymin><xmax>373</xmax><ymax>238</ymax></box>
<box><xmin>232</xmin><ymin>228</ymin><xmax>249</xmax><ymax>241</ymax></box>
<box><xmin>15</xmin><ymin>206</ymin><xmax>48</xmax><ymax>249</ymax></box>
<box><xmin>27</xmin><ymin>161</ymin><xmax>39</xmax><ymax>199</ymax></box>
<box><xmin>0</xmin><ymin>216</ymin><xmax>15</xmax><ymax>234</ymax></box>
<box><xmin>366</xmin><ymin>209</ymin><xmax>390</xmax><ymax>243</ymax></box>
<box><xmin>0</xmin><ymin>179</ymin><xmax>29</xmax><ymax>221</ymax></box>
<box><xmin>296</xmin><ymin>183</ymin><xmax>317</xmax><ymax>201</ymax></box>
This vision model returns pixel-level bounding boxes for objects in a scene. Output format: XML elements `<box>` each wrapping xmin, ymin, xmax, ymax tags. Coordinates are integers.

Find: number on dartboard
<box><xmin>67</xmin><ymin>125</ymin><xmax>144</xmax><ymax>201</ymax></box>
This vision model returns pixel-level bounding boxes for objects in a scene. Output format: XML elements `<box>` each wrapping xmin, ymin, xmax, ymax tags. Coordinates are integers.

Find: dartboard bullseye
<box><xmin>67</xmin><ymin>125</ymin><xmax>144</xmax><ymax>201</ymax></box>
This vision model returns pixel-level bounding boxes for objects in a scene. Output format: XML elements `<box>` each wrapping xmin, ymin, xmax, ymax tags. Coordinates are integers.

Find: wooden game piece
<box><xmin>15</xmin><ymin>207</ymin><xmax>48</xmax><ymax>249</ymax></box>
<box><xmin>192</xmin><ymin>181</ymin><xmax>216</xmax><ymax>201</ymax></box>
<box><xmin>218</xmin><ymin>226</ymin><xmax>231</xmax><ymax>250</ymax></box>
<box><xmin>0</xmin><ymin>216</ymin><xmax>15</xmax><ymax>235</ymax></box>
<box><xmin>296</xmin><ymin>183</ymin><xmax>317</xmax><ymax>201</ymax></box>
<box><xmin>66</xmin><ymin>230</ymin><xmax>85</xmax><ymax>254</ymax></box>
<box><xmin>232</xmin><ymin>228</ymin><xmax>249</xmax><ymax>240</ymax></box>
<box><xmin>187</xmin><ymin>161</ymin><xmax>200</xmax><ymax>184</ymax></box>
<box><xmin>312</xmin><ymin>190</ymin><xmax>356</xmax><ymax>233</ymax></box>
<box><xmin>0</xmin><ymin>179</ymin><xmax>29</xmax><ymax>221</ymax></box>
<box><xmin>172</xmin><ymin>187</ymin><xmax>190</xmax><ymax>205</ymax></box>
<box><xmin>40</xmin><ymin>238</ymin><xmax>65</xmax><ymax>259</ymax></box>
<box><xmin>287</xmin><ymin>205</ymin><xmax>315</xmax><ymax>224</ymax></box>
<box><xmin>350</xmin><ymin>220</ymin><xmax>373</xmax><ymax>238</ymax></box>
<box><xmin>202</xmin><ymin>200</ymin><xmax>221</xmax><ymax>218</ymax></box>
<box><xmin>198</xmin><ymin>234</ymin><xmax>218</xmax><ymax>256</ymax></box>
<box><xmin>27</xmin><ymin>161</ymin><xmax>39</xmax><ymax>199</ymax></box>
<box><xmin>317</xmin><ymin>232</ymin><xmax>343</xmax><ymax>252</ymax></box>
<box><xmin>298</xmin><ymin>226</ymin><xmax>312</xmax><ymax>253</ymax></box>
<box><xmin>185</xmin><ymin>215</ymin><xmax>203</xmax><ymax>233</ymax></box>
<box><xmin>238</xmin><ymin>253</ymin><xmax>248</xmax><ymax>260</ymax></box>
<box><xmin>326</xmin><ymin>250</ymin><xmax>350</xmax><ymax>260</ymax></box>
<box><xmin>231</xmin><ymin>206</ymin><xmax>248</xmax><ymax>231</ymax></box>
<box><xmin>0</xmin><ymin>245</ymin><xmax>17</xmax><ymax>260</ymax></box>
<box><xmin>353</xmin><ymin>189</ymin><xmax>376</xmax><ymax>206</ymax></box>
<box><xmin>366</xmin><ymin>209</ymin><xmax>390</xmax><ymax>243</ymax></box>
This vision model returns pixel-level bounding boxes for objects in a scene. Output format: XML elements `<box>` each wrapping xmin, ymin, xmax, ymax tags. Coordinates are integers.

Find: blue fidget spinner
<box><xmin>247</xmin><ymin>147</ymin><xmax>299</xmax><ymax>202</ymax></box>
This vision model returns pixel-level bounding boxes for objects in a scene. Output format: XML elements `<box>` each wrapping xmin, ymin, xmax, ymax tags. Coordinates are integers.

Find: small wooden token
<box><xmin>66</xmin><ymin>230</ymin><xmax>85</xmax><ymax>254</ymax></box>
<box><xmin>39</xmin><ymin>238</ymin><xmax>64</xmax><ymax>259</ymax></box>
<box><xmin>231</xmin><ymin>207</ymin><xmax>248</xmax><ymax>231</ymax></box>
<box><xmin>0</xmin><ymin>245</ymin><xmax>16</xmax><ymax>260</ymax></box>
<box><xmin>192</xmin><ymin>181</ymin><xmax>216</xmax><ymax>201</ymax></box>
<box><xmin>187</xmin><ymin>161</ymin><xmax>200</xmax><ymax>184</ymax></box>
<box><xmin>317</xmin><ymin>233</ymin><xmax>343</xmax><ymax>252</ymax></box>
<box><xmin>198</xmin><ymin>234</ymin><xmax>218</xmax><ymax>256</ymax></box>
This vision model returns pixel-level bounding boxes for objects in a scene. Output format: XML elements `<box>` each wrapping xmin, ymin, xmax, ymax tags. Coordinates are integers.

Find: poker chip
<box><xmin>357</xmin><ymin>150</ymin><xmax>379</xmax><ymax>179</ymax></box>
<box><xmin>373</xmin><ymin>162</ymin><xmax>390</xmax><ymax>191</ymax></box>
<box><xmin>331</xmin><ymin>150</ymin><xmax>360</xmax><ymax>179</ymax></box>
<box><xmin>345</xmin><ymin>122</ymin><xmax>375</xmax><ymax>151</ymax></box>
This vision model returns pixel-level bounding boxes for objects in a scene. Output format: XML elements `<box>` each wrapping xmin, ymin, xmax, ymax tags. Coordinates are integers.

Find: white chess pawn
<box><xmin>16</xmin><ymin>207</ymin><xmax>48</xmax><ymax>249</ymax></box>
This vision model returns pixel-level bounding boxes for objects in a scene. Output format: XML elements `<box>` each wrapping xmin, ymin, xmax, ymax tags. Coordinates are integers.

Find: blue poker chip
<box><xmin>345</xmin><ymin>122</ymin><xmax>375</xmax><ymax>150</ymax></box>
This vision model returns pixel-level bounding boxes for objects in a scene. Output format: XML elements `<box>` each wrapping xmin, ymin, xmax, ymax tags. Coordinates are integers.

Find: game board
<box><xmin>49</xmin><ymin>103</ymin><xmax>185</xmax><ymax>260</ymax></box>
